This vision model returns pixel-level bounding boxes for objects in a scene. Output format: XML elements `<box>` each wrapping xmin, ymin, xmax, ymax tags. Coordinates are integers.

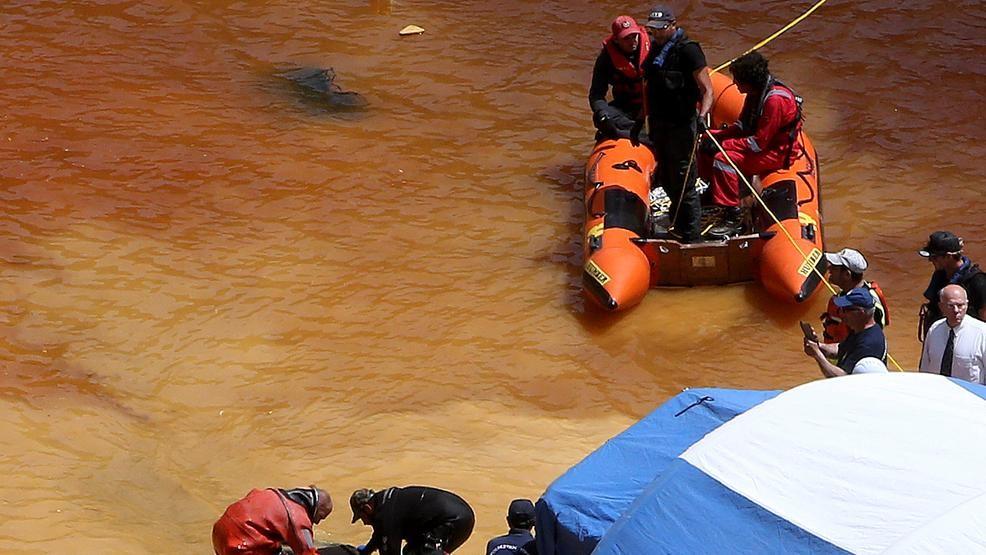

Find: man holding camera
<box><xmin>803</xmin><ymin>288</ymin><xmax>887</xmax><ymax>378</ymax></box>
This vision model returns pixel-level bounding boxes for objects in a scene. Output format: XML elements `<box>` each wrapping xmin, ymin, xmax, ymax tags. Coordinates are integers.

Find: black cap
<box><xmin>350</xmin><ymin>488</ymin><xmax>374</xmax><ymax>523</ymax></box>
<box><xmin>507</xmin><ymin>498</ymin><xmax>536</xmax><ymax>525</ymax></box>
<box><xmin>918</xmin><ymin>231</ymin><xmax>963</xmax><ymax>257</ymax></box>
<box><xmin>645</xmin><ymin>5</ymin><xmax>676</xmax><ymax>28</ymax></box>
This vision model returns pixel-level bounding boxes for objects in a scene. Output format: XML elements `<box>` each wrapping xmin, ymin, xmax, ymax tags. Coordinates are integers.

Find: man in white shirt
<box><xmin>919</xmin><ymin>284</ymin><xmax>986</xmax><ymax>384</ymax></box>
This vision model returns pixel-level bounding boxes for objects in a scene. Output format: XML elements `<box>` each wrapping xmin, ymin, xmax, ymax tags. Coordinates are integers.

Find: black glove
<box><xmin>593</xmin><ymin>109</ymin><xmax>620</xmax><ymax>138</ymax></box>
<box><xmin>696</xmin><ymin>118</ymin><xmax>708</xmax><ymax>134</ymax></box>
<box><xmin>596</xmin><ymin>104</ymin><xmax>620</xmax><ymax>120</ymax></box>
<box><xmin>699</xmin><ymin>136</ymin><xmax>717</xmax><ymax>155</ymax></box>
<box><xmin>609</xmin><ymin>112</ymin><xmax>635</xmax><ymax>133</ymax></box>
<box><xmin>594</xmin><ymin>114</ymin><xmax>616</xmax><ymax>136</ymax></box>
<box><xmin>594</xmin><ymin>107</ymin><xmax>636</xmax><ymax>139</ymax></box>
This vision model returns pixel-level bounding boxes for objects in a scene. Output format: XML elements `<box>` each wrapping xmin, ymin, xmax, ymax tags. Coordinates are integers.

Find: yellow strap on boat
<box><xmin>712</xmin><ymin>0</ymin><xmax>830</xmax><ymax>74</ymax></box>
<box><xmin>705</xmin><ymin>133</ymin><xmax>905</xmax><ymax>372</ymax></box>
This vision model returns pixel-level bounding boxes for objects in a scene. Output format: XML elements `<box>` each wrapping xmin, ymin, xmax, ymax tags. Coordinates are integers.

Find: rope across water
<box><xmin>711</xmin><ymin>0</ymin><xmax>831</xmax><ymax>75</ymax></box>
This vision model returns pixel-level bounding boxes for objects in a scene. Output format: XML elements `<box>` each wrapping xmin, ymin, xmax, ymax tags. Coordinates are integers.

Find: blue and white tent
<box><xmin>536</xmin><ymin>373</ymin><xmax>986</xmax><ymax>554</ymax></box>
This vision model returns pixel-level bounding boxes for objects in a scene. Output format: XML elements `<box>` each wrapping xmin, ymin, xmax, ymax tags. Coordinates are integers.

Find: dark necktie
<box><xmin>940</xmin><ymin>328</ymin><xmax>955</xmax><ymax>377</ymax></box>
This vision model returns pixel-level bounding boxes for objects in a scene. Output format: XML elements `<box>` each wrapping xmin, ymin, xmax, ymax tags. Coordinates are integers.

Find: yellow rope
<box><xmin>712</xmin><ymin>0</ymin><xmax>830</xmax><ymax>74</ymax></box>
<box><xmin>704</xmin><ymin>133</ymin><xmax>905</xmax><ymax>371</ymax></box>
<box><xmin>887</xmin><ymin>352</ymin><xmax>904</xmax><ymax>371</ymax></box>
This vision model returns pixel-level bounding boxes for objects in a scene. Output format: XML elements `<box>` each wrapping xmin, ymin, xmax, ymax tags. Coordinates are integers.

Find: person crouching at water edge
<box><xmin>213</xmin><ymin>486</ymin><xmax>333</xmax><ymax>555</ymax></box>
<box><xmin>350</xmin><ymin>486</ymin><xmax>475</xmax><ymax>555</ymax></box>
<box><xmin>803</xmin><ymin>288</ymin><xmax>888</xmax><ymax>378</ymax></box>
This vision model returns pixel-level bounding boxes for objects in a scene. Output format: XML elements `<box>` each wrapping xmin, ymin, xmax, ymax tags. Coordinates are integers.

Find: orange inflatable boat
<box><xmin>583</xmin><ymin>71</ymin><xmax>825</xmax><ymax>311</ymax></box>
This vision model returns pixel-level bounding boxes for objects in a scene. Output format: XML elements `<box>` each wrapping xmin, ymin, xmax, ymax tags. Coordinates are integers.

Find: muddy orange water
<box><xmin>1</xmin><ymin>0</ymin><xmax>983</xmax><ymax>552</ymax></box>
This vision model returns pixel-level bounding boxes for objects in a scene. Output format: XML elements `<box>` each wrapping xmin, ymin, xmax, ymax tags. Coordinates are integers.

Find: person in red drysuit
<box><xmin>699</xmin><ymin>50</ymin><xmax>803</xmax><ymax>237</ymax></box>
<box><xmin>213</xmin><ymin>486</ymin><xmax>333</xmax><ymax>555</ymax></box>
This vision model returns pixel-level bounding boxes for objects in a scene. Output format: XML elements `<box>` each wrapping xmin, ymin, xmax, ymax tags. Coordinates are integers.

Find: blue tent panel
<box><xmin>593</xmin><ymin>459</ymin><xmax>849</xmax><ymax>555</ymax></box>
<box><xmin>535</xmin><ymin>388</ymin><xmax>780</xmax><ymax>555</ymax></box>
<box><xmin>951</xmin><ymin>378</ymin><xmax>986</xmax><ymax>401</ymax></box>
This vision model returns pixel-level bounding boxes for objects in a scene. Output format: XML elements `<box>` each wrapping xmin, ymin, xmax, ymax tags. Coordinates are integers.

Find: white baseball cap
<box><xmin>824</xmin><ymin>248</ymin><xmax>868</xmax><ymax>274</ymax></box>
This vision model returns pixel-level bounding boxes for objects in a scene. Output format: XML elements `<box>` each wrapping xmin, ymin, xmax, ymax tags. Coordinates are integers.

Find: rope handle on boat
<box><xmin>586</xmin><ymin>181</ymin><xmax>605</xmax><ymax>218</ymax></box>
<box><xmin>711</xmin><ymin>0</ymin><xmax>830</xmax><ymax>74</ymax></box>
<box><xmin>704</xmin><ymin>132</ymin><xmax>905</xmax><ymax>372</ymax></box>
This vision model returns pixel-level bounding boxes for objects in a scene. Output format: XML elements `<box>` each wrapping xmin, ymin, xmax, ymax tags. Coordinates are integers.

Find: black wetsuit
<box><xmin>363</xmin><ymin>486</ymin><xmax>475</xmax><ymax>555</ymax></box>
<box><xmin>643</xmin><ymin>30</ymin><xmax>707</xmax><ymax>241</ymax></box>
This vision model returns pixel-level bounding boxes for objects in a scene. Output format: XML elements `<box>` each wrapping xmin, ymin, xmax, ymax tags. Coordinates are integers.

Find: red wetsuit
<box><xmin>212</xmin><ymin>488</ymin><xmax>318</xmax><ymax>555</ymax></box>
<box><xmin>704</xmin><ymin>81</ymin><xmax>802</xmax><ymax>208</ymax></box>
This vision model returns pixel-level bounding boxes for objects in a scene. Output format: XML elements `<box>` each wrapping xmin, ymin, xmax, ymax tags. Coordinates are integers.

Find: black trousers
<box><xmin>649</xmin><ymin>118</ymin><xmax>701</xmax><ymax>241</ymax></box>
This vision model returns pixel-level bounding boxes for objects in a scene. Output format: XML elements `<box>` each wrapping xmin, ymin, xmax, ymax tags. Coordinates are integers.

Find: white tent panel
<box><xmin>886</xmin><ymin>491</ymin><xmax>986</xmax><ymax>553</ymax></box>
<box><xmin>681</xmin><ymin>373</ymin><xmax>986</xmax><ymax>554</ymax></box>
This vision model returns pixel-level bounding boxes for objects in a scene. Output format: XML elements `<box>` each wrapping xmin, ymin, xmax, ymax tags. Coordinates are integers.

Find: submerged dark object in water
<box><xmin>276</xmin><ymin>67</ymin><xmax>368</xmax><ymax>111</ymax></box>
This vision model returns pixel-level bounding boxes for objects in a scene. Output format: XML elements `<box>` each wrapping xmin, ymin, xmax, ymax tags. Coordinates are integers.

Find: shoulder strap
<box><xmin>271</xmin><ymin>488</ymin><xmax>298</xmax><ymax>533</ymax></box>
<box><xmin>763</xmin><ymin>78</ymin><xmax>804</xmax><ymax>167</ymax></box>
<box><xmin>867</xmin><ymin>281</ymin><xmax>892</xmax><ymax>326</ymax></box>
<box><xmin>961</xmin><ymin>264</ymin><xmax>984</xmax><ymax>281</ymax></box>
<box><xmin>770</xmin><ymin>79</ymin><xmax>803</xmax><ymax>105</ymax></box>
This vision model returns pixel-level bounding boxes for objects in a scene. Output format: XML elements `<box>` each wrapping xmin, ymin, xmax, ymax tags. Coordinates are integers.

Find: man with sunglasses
<box><xmin>639</xmin><ymin>5</ymin><xmax>714</xmax><ymax>243</ymax></box>
<box><xmin>803</xmin><ymin>288</ymin><xmax>887</xmax><ymax>378</ymax></box>
<box><xmin>918</xmin><ymin>231</ymin><xmax>986</xmax><ymax>340</ymax></box>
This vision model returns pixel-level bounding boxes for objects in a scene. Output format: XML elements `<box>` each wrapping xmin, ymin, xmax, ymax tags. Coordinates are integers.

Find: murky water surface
<box><xmin>1</xmin><ymin>0</ymin><xmax>983</xmax><ymax>552</ymax></box>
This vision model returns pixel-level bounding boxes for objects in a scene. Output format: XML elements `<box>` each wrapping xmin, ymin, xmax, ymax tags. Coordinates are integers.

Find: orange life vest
<box><xmin>821</xmin><ymin>281</ymin><xmax>891</xmax><ymax>344</ymax></box>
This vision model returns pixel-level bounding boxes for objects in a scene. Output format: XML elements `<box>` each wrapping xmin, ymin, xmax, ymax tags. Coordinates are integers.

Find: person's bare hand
<box><xmin>803</xmin><ymin>338</ymin><xmax>822</xmax><ymax>359</ymax></box>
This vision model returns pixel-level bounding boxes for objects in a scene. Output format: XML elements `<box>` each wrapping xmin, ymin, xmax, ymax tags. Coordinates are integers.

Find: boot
<box><xmin>706</xmin><ymin>206</ymin><xmax>743</xmax><ymax>239</ymax></box>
